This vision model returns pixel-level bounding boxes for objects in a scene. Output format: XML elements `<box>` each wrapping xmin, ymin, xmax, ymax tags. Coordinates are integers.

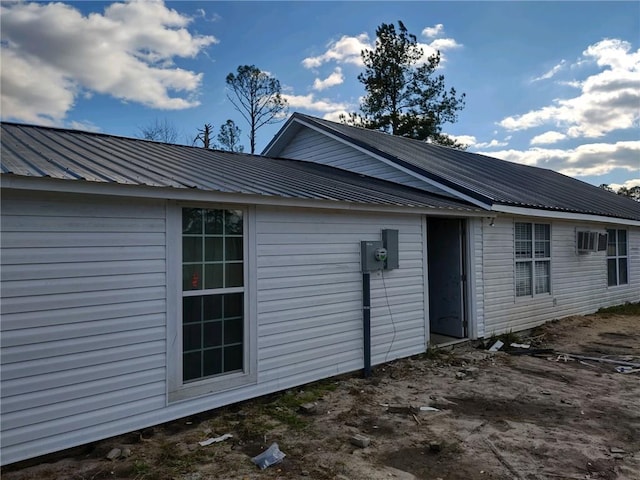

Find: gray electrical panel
<box><xmin>361</xmin><ymin>240</ymin><xmax>385</xmax><ymax>273</ymax></box>
<box><xmin>382</xmin><ymin>229</ymin><xmax>399</xmax><ymax>270</ymax></box>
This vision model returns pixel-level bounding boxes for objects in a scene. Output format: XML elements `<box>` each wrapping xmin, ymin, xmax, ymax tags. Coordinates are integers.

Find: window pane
<box><xmin>203</xmin><ymin>295</ymin><xmax>222</xmax><ymax>321</ymax></box>
<box><xmin>224</xmin><ymin>345</ymin><xmax>243</xmax><ymax>372</ymax></box>
<box><xmin>205</xmin><ymin>237</ymin><xmax>223</xmax><ymax>262</ymax></box>
<box><xmin>225</xmin><ymin>210</ymin><xmax>243</xmax><ymax>235</ymax></box>
<box><xmin>183</xmin><ymin>208</ymin><xmax>202</xmax><ymax>234</ymax></box>
<box><xmin>535</xmin><ymin>261</ymin><xmax>550</xmax><ymax>294</ymax></box>
<box><xmin>183</xmin><ymin>296</ymin><xmax>202</xmax><ymax>324</ymax></box>
<box><xmin>535</xmin><ymin>224</ymin><xmax>549</xmax><ymax>241</ymax></box>
<box><xmin>618</xmin><ymin>258</ymin><xmax>628</xmax><ymax>285</ymax></box>
<box><xmin>204</xmin><ymin>264</ymin><xmax>223</xmax><ymax>289</ymax></box>
<box><xmin>225</xmin><ymin>263</ymin><xmax>244</xmax><ymax>288</ymax></box>
<box><xmin>183</xmin><ymin>323</ymin><xmax>201</xmax><ymax>351</ymax></box>
<box><xmin>607</xmin><ymin>229</ymin><xmax>617</xmax><ymax>256</ymax></box>
<box><xmin>618</xmin><ymin>230</ymin><xmax>627</xmax><ymax>256</ymax></box>
<box><xmin>515</xmin><ymin>223</ymin><xmax>531</xmax><ymax>240</ymax></box>
<box><xmin>203</xmin><ymin>348</ymin><xmax>222</xmax><ymax>377</ymax></box>
<box><xmin>203</xmin><ymin>321</ymin><xmax>222</xmax><ymax>348</ymax></box>
<box><xmin>224</xmin><ymin>318</ymin><xmax>243</xmax><ymax>344</ymax></box>
<box><xmin>225</xmin><ymin>237</ymin><xmax>243</xmax><ymax>261</ymax></box>
<box><xmin>225</xmin><ymin>293</ymin><xmax>243</xmax><ymax>318</ymax></box>
<box><xmin>183</xmin><ymin>351</ymin><xmax>201</xmax><ymax>381</ymax></box>
<box><xmin>516</xmin><ymin>262</ymin><xmax>532</xmax><ymax>297</ymax></box>
<box><xmin>534</xmin><ymin>224</ymin><xmax>550</xmax><ymax>258</ymax></box>
<box><xmin>204</xmin><ymin>210</ymin><xmax>224</xmax><ymax>235</ymax></box>
<box><xmin>183</xmin><ymin>264</ymin><xmax>202</xmax><ymax>291</ymax></box>
<box><xmin>515</xmin><ymin>224</ymin><xmax>532</xmax><ymax>259</ymax></box>
<box><xmin>607</xmin><ymin>259</ymin><xmax>618</xmax><ymax>286</ymax></box>
<box><xmin>183</xmin><ymin>236</ymin><xmax>202</xmax><ymax>263</ymax></box>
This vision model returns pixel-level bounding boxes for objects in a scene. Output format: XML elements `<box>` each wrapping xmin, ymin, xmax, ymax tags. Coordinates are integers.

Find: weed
<box><xmin>486</xmin><ymin>329</ymin><xmax>522</xmax><ymax>349</ymax></box>
<box><xmin>423</xmin><ymin>346</ymin><xmax>445</xmax><ymax>359</ymax></box>
<box><xmin>132</xmin><ymin>461</ymin><xmax>150</xmax><ymax>476</ymax></box>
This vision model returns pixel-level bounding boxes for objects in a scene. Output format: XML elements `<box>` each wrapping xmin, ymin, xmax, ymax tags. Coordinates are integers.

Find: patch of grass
<box><xmin>268</xmin><ymin>407</ymin><xmax>309</xmax><ymax>430</ymax></box>
<box><xmin>597</xmin><ymin>302</ymin><xmax>640</xmax><ymax>316</ymax></box>
<box><xmin>131</xmin><ymin>461</ymin><xmax>151</xmax><ymax>476</ymax></box>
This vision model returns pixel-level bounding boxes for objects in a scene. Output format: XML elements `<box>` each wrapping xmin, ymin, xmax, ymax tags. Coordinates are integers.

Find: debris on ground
<box><xmin>350</xmin><ymin>434</ymin><xmax>371</xmax><ymax>448</ymax></box>
<box><xmin>198</xmin><ymin>433</ymin><xmax>233</xmax><ymax>446</ymax></box>
<box><xmin>250</xmin><ymin>442</ymin><xmax>286</xmax><ymax>469</ymax></box>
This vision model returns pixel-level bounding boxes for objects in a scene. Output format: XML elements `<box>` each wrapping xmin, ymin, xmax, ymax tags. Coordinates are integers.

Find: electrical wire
<box><xmin>381</xmin><ymin>269</ymin><xmax>398</xmax><ymax>362</ymax></box>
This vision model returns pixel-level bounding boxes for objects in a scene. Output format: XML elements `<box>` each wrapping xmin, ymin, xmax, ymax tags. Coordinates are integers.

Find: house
<box><xmin>1</xmin><ymin>116</ymin><xmax>638</xmax><ymax>465</ymax></box>
<box><xmin>0</xmin><ymin>122</ymin><xmax>480</xmax><ymax>465</ymax></box>
<box><xmin>264</xmin><ymin>113</ymin><xmax>640</xmax><ymax>339</ymax></box>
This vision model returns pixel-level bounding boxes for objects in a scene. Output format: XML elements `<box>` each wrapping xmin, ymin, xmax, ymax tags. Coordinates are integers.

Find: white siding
<box><xmin>255</xmin><ymin>206</ymin><xmax>427</xmax><ymax>381</ymax></box>
<box><xmin>280</xmin><ymin>127</ymin><xmax>449</xmax><ymax>195</ymax></box>
<box><xmin>469</xmin><ymin>218</ymin><xmax>485</xmax><ymax>338</ymax></box>
<box><xmin>0</xmin><ymin>192</ymin><xmax>428</xmax><ymax>465</ymax></box>
<box><xmin>480</xmin><ymin>216</ymin><xmax>640</xmax><ymax>335</ymax></box>
<box><xmin>0</xmin><ymin>190</ymin><xmax>168</xmax><ymax>465</ymax></box>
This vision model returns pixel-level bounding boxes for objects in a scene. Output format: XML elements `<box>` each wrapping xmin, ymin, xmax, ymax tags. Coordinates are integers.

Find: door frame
<box><xmin>424</xmin><ymin>216</ymin><xmax>472</xmax><ymax>344</ymax></box>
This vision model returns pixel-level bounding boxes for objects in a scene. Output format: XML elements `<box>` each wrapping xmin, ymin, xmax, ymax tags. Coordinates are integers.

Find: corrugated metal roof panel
<box><xmin>0</xmin><ymin>122</ymin><xmax>480</xmax><ymax>212</ymax></box>
<box><xmin>288</xmin><ymin>114</ymin><xmax>640</xmax><ymax>221</ymax></box>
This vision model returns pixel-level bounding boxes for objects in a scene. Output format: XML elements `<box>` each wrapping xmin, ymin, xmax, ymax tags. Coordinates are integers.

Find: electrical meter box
<box><xmin>361</xmin><ymin>240</ymin><xmax>385</xmax><ymax>273</ymax></box>
<box><xmin>382</xmin><ymin>229</ymin><xmax>399</xmax><ymax>270</ymax></box>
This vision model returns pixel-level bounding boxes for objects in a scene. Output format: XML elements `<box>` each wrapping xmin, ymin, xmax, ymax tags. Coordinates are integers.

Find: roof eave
<box><xmin>0</xmin><ymin>174</ymin><xmax>485</xmax><ymax>217</ymax></box>
<box><xmin>492</xmin><ymin>204</ymin><xmax>640</xmax><ymax>226</ymax></box>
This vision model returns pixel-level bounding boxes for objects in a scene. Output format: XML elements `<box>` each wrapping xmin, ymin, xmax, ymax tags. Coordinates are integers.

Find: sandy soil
<box><xmin>3</xmin><ymin>312</ymin><xmax>639</xmax><ymax>480</ymax></box>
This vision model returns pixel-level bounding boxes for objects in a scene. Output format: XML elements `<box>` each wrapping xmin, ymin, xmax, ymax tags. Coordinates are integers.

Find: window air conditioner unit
<box><xmin>576</xmin><ymin>231</ymin><xmax>607</xmax><ymax>253</ymax></box>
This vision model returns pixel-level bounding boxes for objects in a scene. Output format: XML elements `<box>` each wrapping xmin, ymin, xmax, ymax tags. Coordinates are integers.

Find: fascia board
<box><xmin>492</xmin><ymin>204</ymin><xmax>640</xmax><ymax>227</ymax></box>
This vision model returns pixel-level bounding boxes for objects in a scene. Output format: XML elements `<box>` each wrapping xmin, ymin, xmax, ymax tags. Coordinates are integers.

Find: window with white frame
<box><xmin>607</xmin><ymin>229</ymin><xmax>628</xmax><ymax>286</ymax></box>
<box><xmin>515</xmin><ymin>222</ymin><xmax>551</xmax><ymax>297</ymax></box>
<box><xmin>182</xmin><ymin>207</ymin><xmax>245</xmax><ymax>382</ymax></box>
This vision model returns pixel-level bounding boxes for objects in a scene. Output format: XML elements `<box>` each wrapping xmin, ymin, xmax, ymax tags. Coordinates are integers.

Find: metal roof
<box><xmin>271</xmin><ymin>113</ymin><xmax>640</xmax><ymax>222</ymax></box>
<box><xmin>0</xmin><ymin>122</ymin><xmax>480</xmax><ymax>213</ymax></box>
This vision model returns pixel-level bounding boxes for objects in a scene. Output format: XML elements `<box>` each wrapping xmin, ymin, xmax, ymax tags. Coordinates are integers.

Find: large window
<box><xmin>182</xmin><ymin>208</ymin><xmax>244</xmax><ymax>382</ymax></box>
<box><xmin>515</xmin><ymin>222</ymin><xmax>550</xmax><ymax>297</ymax></box>
<box><xmin>607</xmin><ymin>229</ymin><xmax>628</xmax><ymax>287</ymax></box>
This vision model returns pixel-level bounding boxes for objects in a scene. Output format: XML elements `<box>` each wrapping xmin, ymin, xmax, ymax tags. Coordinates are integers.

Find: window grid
<box><xmin>607</xmin><ymin>229</ymin><xmax>628</xmax><ymax>287</ymax></box>
<box><xmin>182</xmin><ymin>208</ymin><xmax>244</xmax><ymax>383</ymax></box>
<box><xmin>515</xmin><ymin>222</ymin><xmax>551</xmax><ymax>297</ymax></box>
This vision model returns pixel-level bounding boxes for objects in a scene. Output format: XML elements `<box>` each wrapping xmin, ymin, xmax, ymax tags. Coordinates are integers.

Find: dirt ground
<box><xmin>4</xmin><ymin>308</ymin><xmax>640</xmax><ymax>480</ymax></box>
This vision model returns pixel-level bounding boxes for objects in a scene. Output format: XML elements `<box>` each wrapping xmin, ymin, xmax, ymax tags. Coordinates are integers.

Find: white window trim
<box><xmin>166</xmin><ymin>202</ymin><xmax>257</xmax><ymax>403</ymax></box>
<box><xmin>514</xmin><ymin>221</ymin><xmax>552</xmax><ymax>298</ymax></box>
<box><xmin>607</xmin><ymin>228</ymin><xmax>629</xmax><ymax>288</ymax></box>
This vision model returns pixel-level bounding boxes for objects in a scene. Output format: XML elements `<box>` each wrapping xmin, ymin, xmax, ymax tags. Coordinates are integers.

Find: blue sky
<box><xmin>1</xmin><ymin>1</ymin><xmax>638</xmax><ymax>189</ymax></box>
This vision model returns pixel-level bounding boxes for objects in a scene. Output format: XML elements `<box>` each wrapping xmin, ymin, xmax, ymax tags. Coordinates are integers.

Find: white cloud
<box><xmin>422</xmin><ymin>24</ymin><xmax>444</xmax><ymax>38</ymax></box>
<box><xmin>0</xmin><ymin>0</ymin><xmax>217</xmax><ymax>125</ymax></box>
<box><xmin>281</xmin><ymin>93</ymin><xmax>351</xmax><ymax>114</ymax></box>
<box><xmin>476</xmin><ymin>139</ymin><xmax>509</xmax><ymax>148</ymax></box>
<box><xmin>483</xmin><ymin>140</ymin><xmax>640</xmax><ymax>177</ymax></box>
<box><xmin>530</xmin><ymin>131</ymin><xmax>567</xmax><ymax>145</ymax></box>
<box><xmin>448</xmin><ymin>134</ymin><xmax>509</xmax><ymax>149</ymax></box>
<box><xmin>531</xmin><ymin>60</ymin><xmax>566</xmax><ymax>82</ymax></box>
<box><xmin>610</xmin><ymin>178</ymin><xmax>640</xmax><ymax>190</ymax></box>
<box><xmin>302</xmin><ymin>34</ymin><xmax>371</xmax><ymax>68</ymax></box>
<box><xmin>499</xmin><ymin>39</ymin><xmax>640</xmax><ymax>139</ymax></box>
<box><xmin>448</xmin><ymin>134</ymin><xmax>477</xmax><ymax>147</ymax></box>
<box><xmin>68</xmin><ymin>120</ymin><xmax>101</xmax><ymax>132</ymax></box>
<box><xmin>302</xmin><ymin>25</ymin><xmax>461</xmax><ymax>70</ymax></box>
<box><xmin>313</xmin><ymin>67</ymin><xmax>344</xmax><ymax>91</ymax></box>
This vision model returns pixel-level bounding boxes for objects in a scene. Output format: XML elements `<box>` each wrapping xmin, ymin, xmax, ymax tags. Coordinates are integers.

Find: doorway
<box><xmin>427</xmin><ymin>218</ymin><xmax>467</xmax><ymax>344</ymax></box>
